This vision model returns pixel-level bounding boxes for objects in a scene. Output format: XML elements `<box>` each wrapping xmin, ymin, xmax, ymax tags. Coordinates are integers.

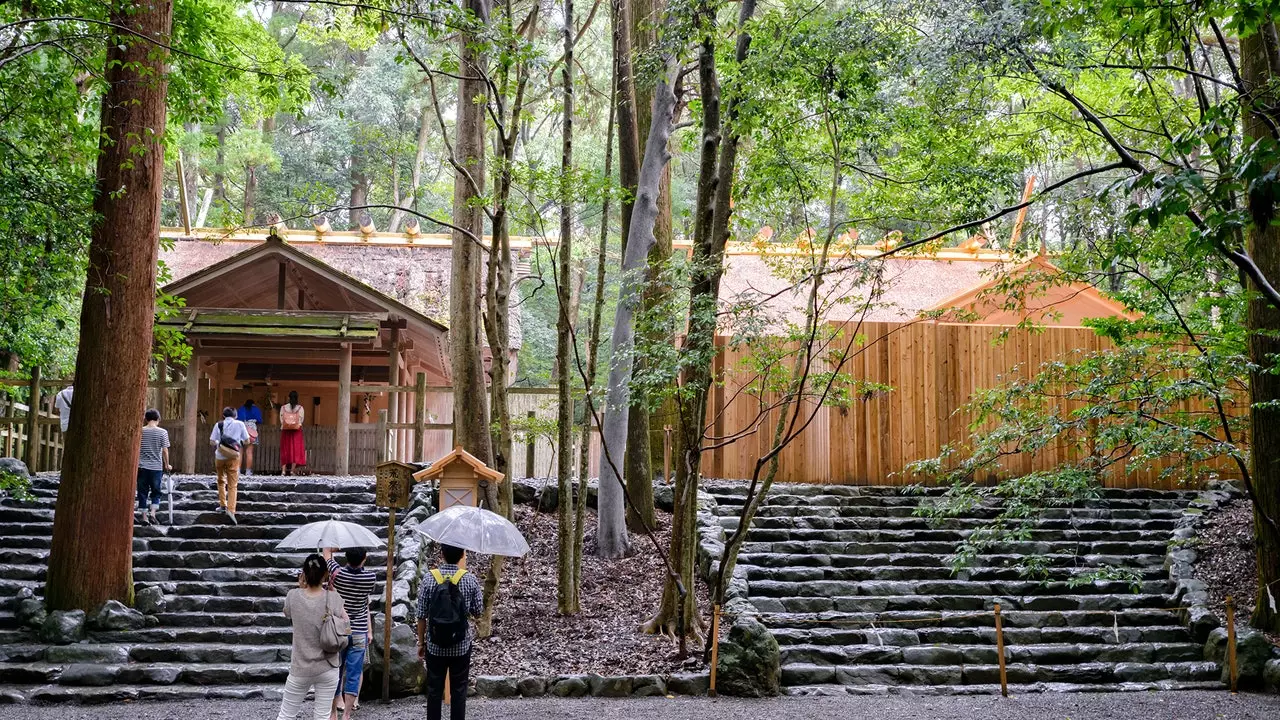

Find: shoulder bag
<box><xmin>319</xmin><ymin>589</ymin><xmax>351</xmax><ymax>658</ymax></box>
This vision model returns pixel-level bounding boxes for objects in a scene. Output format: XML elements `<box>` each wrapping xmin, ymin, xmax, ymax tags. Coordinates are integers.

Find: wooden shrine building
<box><xmin>157</xmin><ymin>229</ymin><xmax>515</xmax><ymax>475</ymax></box>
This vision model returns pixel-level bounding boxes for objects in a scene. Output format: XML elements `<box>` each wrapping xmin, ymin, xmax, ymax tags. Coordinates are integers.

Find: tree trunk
<box><xmin>1242</xmin><ymin>23</ymin><xmax>1280</xmax><ymax>634</ymax></box>
<box><xmin>451</xmin><ymin>0</ymin><xmax>495</xmax><ymax>474</ymax></box>
<box><xmin>611</xmin><ymin>0</ymin><xmax>640</xmax><ymax>257</ymax></box>
<box><xmin>213</xmin><ymin>120</ymin><xmax>227</xmax><ymax>206</ymax></box>
<box><xmin>596</xmin><ymin>54</ymin><xmax>680</xmax><ymax>559</ymax></box>
<box><xmin>46</xmin><ymin>0</ymin><xmax>174</xmax><ymax>612</ymax></box>
<box><xmin>390</xmin><ymin>107</ymin><xmax>433</xmax><ymax>232</ymax></box>
<box><xmin>243</xmin><ymin>166</ymin><xmax>257</xmax><ymax>226</ymax></box>
<box><xmin>555</xmin><ymin>0</ymin><xmax>578</xmax><ymax>613</ymax></box>
<box><xmin>349</xmin><ymin>152</ymin><xmax>370</xmax><ymax>231</ymax></box>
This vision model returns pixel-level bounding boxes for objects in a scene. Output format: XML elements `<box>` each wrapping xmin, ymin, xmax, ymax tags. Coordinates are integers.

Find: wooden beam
<box><xmin>183</xmin><ymin>356</ymin><xmax>200</xmax><ymax>473</ymax></box>
<box><xmin>336</xmin><ymin>344</ymin><xmax>352</xmax><ymax>475</ymax></box>
<box><xmin>176</xmin><ymin>153</ymin><xmax>192</xmax><ymax>234</ymax></box>
<box><xmin>288</xmin><ymin>263</ymin><xmax>323</xmax><ymax>311</ymax></box>
<box><xmin>277</xmin><ymin>262</ymin><xmax>286</xmax><ymax>310</ymax></box>
<box><xmin>387</xmin><ymin>326</ymin><xmax>400</xmax><ymax>461</ymax></box>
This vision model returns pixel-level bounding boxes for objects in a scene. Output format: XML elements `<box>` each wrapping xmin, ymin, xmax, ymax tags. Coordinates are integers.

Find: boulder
<box><xmin>511</xmin><ymin>481</ymin><xmax>538</xmax><ymax>506</ymax></box>
<box><xmin>631</xmin><ymin>675</ymin><xmax>666</xmax><ymax>697</ymax></box>
<box><xmin>39</xmin><ymin>610</ymin><xmax>85</xmax><ymax>645</ymax></box>
<box><xmin>90</xmin><ymin>600</ymin><xmax>146</xmax><ymax>631</ymax></box>
<box><xmin>368</xmin><ymin>615</ymin><xmax>425</xmax><ymax>697</ymax></box>
<box><xmin>715</xmin><ymin>618</ymin><xmax>780</xmax><ymax>697</ymax></box>
<box><xmin>654</xmin><ymin>484</ymin><xmax>675</xmax><ymax>512</ymax></box>
<box><xmin>135</xmin><ymin>586</ymin><xmax>167</xmax><ymax>615</ymax></box>
<box><xmin>474</xmin><ymin>676</ymin><xmax>518</xmax><ymax>698</ymax></box>
<box><xmin>549</xmin><ymin>675</ymin><xmax>590</xmax><ymax>697</ymax></box>
<box><xmin>516</xmin><ymin>676</ymin><xmax>547</xmax><ymax>697</ymax></box>
<box><xmin>537</xmin><ymin>485</ymin><xmax>559</xmax><ymax>514</ymax></box>
<box><xmin>1264</xmin><ymin>659</ymin><xmax>1280</xmax><ymax>692</ymax></box>
<box><xmin>1232</xmin><ymin>628</ymin><xmax>1276</xmax><ymax>689</ymax></box>
<box><xmin>0</xmin><ymin>457</ymin><xmax>31</xmax><ymax>477</ymax></box>
<box><xmin>15</xmin><ymin>598</ymin><xmax>47</xmax><ymax>629</ymax></box>
<box><xmin>57</xmin><ymin>664</ymin><xmax>120</xmax><ymax>687</ymax></box>
<box><xmin>1186</xmin><ymin>607</ymin><xmax>1219</xmax><ymax>643</ymax></box>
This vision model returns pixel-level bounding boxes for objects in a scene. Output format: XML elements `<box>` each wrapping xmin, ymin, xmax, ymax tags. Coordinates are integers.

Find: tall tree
<box><xmin>46</xmin><ymin>0</ymin><xmax>174</xmax><ymax>611</ymax></box>
<box><xmin>1241</xmin><ymin>18</ymin><xmax>1280</xmax><ymax>634</ymax></box>
<box><xmin>556</xmin><ymin>0</ymin><xmax>578</xmax><ymax>612</ymax></box>
<box><xmin>451</xmin><ymin>0</ymin><xmax>496</xmax><ymax>473</ymax></box>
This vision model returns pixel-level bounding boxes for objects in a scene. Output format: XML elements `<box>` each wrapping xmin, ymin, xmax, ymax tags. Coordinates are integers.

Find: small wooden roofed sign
<box><xmin>412</xmin><ymin>446</ymin><xmax>504</xmax><ymax>510</ymax></box>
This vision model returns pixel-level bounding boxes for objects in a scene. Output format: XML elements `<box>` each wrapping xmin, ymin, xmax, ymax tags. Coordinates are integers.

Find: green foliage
<box><xmin>0</xmin><ymin>471</ymin><xmax>33</xmax><ymax>503</ymax></box>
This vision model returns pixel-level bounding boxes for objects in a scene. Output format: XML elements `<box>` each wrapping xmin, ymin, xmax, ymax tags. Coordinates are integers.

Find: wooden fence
<box><xmin>0</xmin><ymin>392</ymin><xmax>64</xmax><ymax>472</ymax></box>
<box><xmin>700</xmin><ymin>321</ymin><xmax>1242</xmax><ymax>490</ymax></box>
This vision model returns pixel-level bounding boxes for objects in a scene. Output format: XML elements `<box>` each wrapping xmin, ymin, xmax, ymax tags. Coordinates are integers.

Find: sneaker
<box><xmin>137</xmin><ymin>513</ymin><xmax>150</xmax><ymax>526</ymax></box>
<box><xmin>227</xmin><ymin>511</ymin><xmax>238</xmax><ymax>526</ymax></box>
<box><xmin>149</xmin><ymin>512</ymin><xmax>161</xmax><ymax>526</ymax></box>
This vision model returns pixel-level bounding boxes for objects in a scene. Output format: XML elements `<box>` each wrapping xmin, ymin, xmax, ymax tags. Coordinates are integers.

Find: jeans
<box><xmin>214</xmin><ymin>452</ymin><xmax>240</xmax><ymax>513</ymax></box>
<box><xmin>136</xmin><ymin>468</ymin><xmax>164</xmax><ymax>511</ymax></box>
<box><xmin>276</xmin><ymin>668</ymin><xmax>339</xmax><ymax>720</ymax></box>
<box><xmin>335</xmin><ymin>632</ymin><xmax>367</xmax><ymax>697</ymax></box>
<box><xmin>426</xmin><ymin>652</ymin><xmax>470</xmax><ymax>720</ymax></box>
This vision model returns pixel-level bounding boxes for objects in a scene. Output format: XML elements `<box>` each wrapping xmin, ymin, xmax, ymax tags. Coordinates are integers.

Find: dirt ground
<box><xmin>1193</xmin><ymin>498</ymin><xmax>1280</xmax><ymax>644</ymax></box>
<box><xmin>467</xmin><ymin>503</ymin><xmax>711</xmax><ymax>678</ymax></box>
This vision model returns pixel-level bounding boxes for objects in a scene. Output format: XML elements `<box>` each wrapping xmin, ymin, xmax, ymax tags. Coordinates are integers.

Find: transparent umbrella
<box><xmin>413</xmin><ymin>505</ymin><xmax>530</xmax><ymax>557</ymax></box>
<box><xmin>275</xmin><ymin>520</ymin><xmax>384</xmax><ymax>551</ymax></box>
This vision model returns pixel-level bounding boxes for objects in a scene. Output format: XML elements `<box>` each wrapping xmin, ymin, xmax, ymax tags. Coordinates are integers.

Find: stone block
<box><xmin>587</xmin><ymin>674</ymin><xmax>633</xmax><ymax>697</ymax></box>
<box><xmin>1264</xmin><ymin>659</ymin><xmax>1280</xmax><ymax>692</ymax></box>
<box><xmin>1225</xmin><ymin>628</ymin><xmax>1275</xmax><ymax>689</ymax></box>
<box><xmin>901</xmin><ymin>646</ymin><xmax>964</xmax><ymax>665</ymax></box>
<box><xmin>1186</xmin><ymin>607</ymin><xmax>1219</xmax><ymax>643</ymax></box>
<box><xmin>666</xmin><ymin>672</ymin><xmax>710</xmax><ymax>695</ymax></box>
<box><xmin>117</xmin><ymin>665</ymin><xmax>183</xmax><ymax>685</ymax></box>
<box><xmin>58</xmin><ymin>664</ymin><xmax>121</xmax><ymax>687</ymax></box>
<box><xmin>474</xmin><ymin>676</ymin><xmax>519</xmax><ymax>698</ymax></box>
<box><xmin>549</xmin><ymin>675</ymin><xmax>589</xmax><ymax>697</ymax></box>
<box><xmin>45</xmin><ymin>644</ymin><xmax>129</xmax><ymax>665</ymax></box>
<box><xmin>631</xmin><ymin>675</ymin><xmax>666</xmax><ymax>697</ymax></box>
<box><xmin>135</xmin><ymin>586</ymin><xmax>167</xmax><ymax>615</ymax></box>
<box><xmin>15</xmin><ymin>598</ymin><xmax>46</xmax><ymax>629</ymax></box>
<box><xmin>715</xmin><ymin>618</ymin><xmax>780</xmax><ymax>697</ymax></box>
<box><xmin>1114</xmin><ymin>662</ymin><xmax>1165</xmax><ymax>683</ymax></box>
<box><xmin>516</xmin><ymin>676</ymin><xmax>547</xmax><ymax>697</ymax></box>
<box><xmin>39</xmin><ymin>610</ymin><xmax>85</xmax><ymax>645</ymax></box>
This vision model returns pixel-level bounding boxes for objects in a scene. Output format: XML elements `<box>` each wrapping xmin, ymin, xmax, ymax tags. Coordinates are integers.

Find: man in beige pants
<box><xmin>210</xmin><ymin>407</ymin><xmax>249</xmax><ymax>524</ymax></box>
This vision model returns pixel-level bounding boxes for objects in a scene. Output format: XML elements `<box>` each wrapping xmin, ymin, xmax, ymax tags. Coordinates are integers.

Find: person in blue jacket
<box><xmin>237</xmin><ymin>399</ymin><xmax>264</xmax><ymax>477</ymax></box>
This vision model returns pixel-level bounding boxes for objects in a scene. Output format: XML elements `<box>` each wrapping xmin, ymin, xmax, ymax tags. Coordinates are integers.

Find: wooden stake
<box><xmin>1226</xmin><ymin>596</ymin><xmax>1237</xmax><ymax>693</ymax></box>
<box><xmin>24</xmin><ymin>367</ymin><xmax>40</xmax><ymax>473</ymax></box>
<box><xmin>994</xmin><ymin>603</ymin><xmax>1009</xmax><ymax>697</ymax></box>
<box><xmin>525</xmin><ymin>410</ymin><xmax>536</xmax><ymax>479</ymax></box>
<box><xmin>663</xmin><ymin>424</ymin><xmax>672</xmax><ymax>484</ymax></box>
<box><xmin>709</xmin><ymin>604</ymin><xmax>721</xmax><ymax>697</ymax></box>
<box><xmin>382</xmin><ymin>505</ymin><xmax>396</xmax><ymax>703</ymax></box>
<box><xmin>1009</xmin><ymin>175</ymin><xmax>1037</xmax><ymax>253</ymax></box>
<box><xmin>176</xmin><ymin>152</ymin><xmax>192</xmax><ymax>234</ymax></box>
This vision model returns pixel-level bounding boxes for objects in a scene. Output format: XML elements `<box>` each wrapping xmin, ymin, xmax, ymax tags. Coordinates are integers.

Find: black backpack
<box><xmin>427</xmin><ymin>568</ymin><xmax>469</xmax><ymax>647</ymax></box>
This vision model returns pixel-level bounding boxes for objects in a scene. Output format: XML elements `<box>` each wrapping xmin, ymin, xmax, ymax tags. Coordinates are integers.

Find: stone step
<box><xmin>741</xmin><ymin>528</ymin><xmax>1164</xmax><ymax>544</ymax></box>
<box><xmin>768</xmin><ymin>624</ymin><xmax>1193</xmax><ymax>647</ymax></box>
<box><xmin>0</xmin><ymin>549</ymin><xmax>388</xmax><ymax>570</ymax></box>
<box><xmin>1</xmin><ymin>536</ymin><xmax>393</xmax><ymax>555</ymax></box>
<box><xmin>728</xmin><ymin>515</ymin><xmax>1179</xmax><ymax>532</ymax></box>
<box><xmin>743</xmin><ymin>505</ymin><xmax>1183</xmax><ymax>520</ymax></box>
<box><xmin>743</xmin><ymin>565</ymin><xmax>1168</xmax><ymax>584</ymax></box>
<box><xmin>702</xmin><ymin>484</ymin><xmax>1199</xmax><ymax>501</ymax></box>
<box><xmin>781</xmin><ymin>680</ymin><xmax>1227</xmax><ymax>695</ymax></box>
<box><xmin>780</xmin><ymin>660</ymin><xmax>1220</xmax><ymax>687</ymax></box>
<box><xmin>740</xmin><ymin>540</ymin><xmax>1169</xmax><ymax>556</ymax></box>
<box><xmin>0</xmin><ymin>507</ymin><xmax>387</xmax><ymax>526</ymax></box>
<box><xmin>89</xmin><ymin>626</ymin><xmax>294</xmax><ymax>645</ymax></box>
<box><xmin>153</xmin><ymin>580</ymin><xmax>385</xmax><ymax>599</ymax></box>
<box><xmin>758</xmin><ymin>608</ymin><xmax>1186</xmax><ymax>630</ymax></box>
<box><xmin>132</xmin><ymin>567</ymin><xmax>329</xmax><ymax>584</ymax></box>
<box><xmin>160</xmin><ymin>595</ymin><xmax>286</xmax><ymax>614</ymax></box>
<box><xmin>711</xmin><ymin>493</ymin><xmax>1191</xmax><ymax>512</ymax></box>
<box><xmin>746</xmin><ymin>579</ymin><xmax>1170</xmax><ymax>599</ymax></box>
<box><xmin>4</xmin><ymin>682</ymin><xmax>286</xmax><ymax>704</ymax></box>
<box><xmin>126</xmin><ymin>643</ymin><xmax>291</xmax><ymax>665</ymax></box>
<box><xmin>735</xmin><ymin>552</ymin><xmax>1168</xmax><ymax>570</ymax></box>
<box><xmin>0</xmin><ymin>661</ymin><xmax>289</xmax><ymax>687</ymax></box>
<box><xmin>151</xmin><ymin>612</ymin><xmax>291</xmax><ymax>628</ymax></box>
<box><xmin>753</xmin><ymin>593</ymin><xmax>1172</xmax><ymax>615</ymax></box>
<box><xmin>778</xmin><ymin>642</ymin><xmax>1204</xmax><ymax>667</ymax></box>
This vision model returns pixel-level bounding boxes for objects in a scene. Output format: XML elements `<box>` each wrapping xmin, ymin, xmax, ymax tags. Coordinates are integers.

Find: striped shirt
<box><xmin>138</xmin><ymin>426</ymin><xmax>170</xmax><ymax>471</ymax></box>
<box><xmin>327</xmin><ymin>559</ymin><xmax>376</xmax><ymax>634</ymax></box>
<box><xmin>415</xmin><ymin>563</ymin><xmax>483</xmax><ymax>657</ymax></box>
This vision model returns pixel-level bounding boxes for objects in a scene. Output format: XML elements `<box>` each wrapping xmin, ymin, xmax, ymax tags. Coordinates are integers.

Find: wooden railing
<box><xmin>0</xmin><ymin>389</ymin><xmax>64</xmax><ymax>472</ymax></box>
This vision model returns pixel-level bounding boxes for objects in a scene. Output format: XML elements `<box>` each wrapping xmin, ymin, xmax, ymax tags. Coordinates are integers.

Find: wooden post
<box><xmin>1226</xmin><ymin>596</ymin><xmax>1238</xmax><ymax>693</ymax></box>
<box><xmin>382</xmin><ymin>505</ymin><xmax>396</xmax><ymax>703</ymax></box>
<box><xmin>336</xmin><ymin>345</ymin><xmax>352</xmax><ymax>476</ymax></box>
<box><xmin>525</xmin><ymin>410</ymin><xmax>536</xmax><ymax>479</ymax></box>
<box><xmin>414</xmin><ymin>372</ymin><xmax>426</xmax><ymax>462</ymax></box>
<box><xmin>277</xmin><ymin>262</ymin><xmax>286</xmax><ymax>310</ymax></box>
<box><xmin>387</xmin><ymin>327</ymin><xmax>400</xmax><ymax>461</ymax></box>
<box><xmin>663</xmin><ymin>424</ymin><xmax>672</xmax><ymax>484</ymax></box>
<box><xmin>156</xmin><ymin>358</ymin><xmax>169</xmax><ymax>418</ymax></box>
<box><xmin>994</xmin><ymin>603</ymin><xmax>1009</xmax><ymax>698</ymax></box>
<box><xmin>709</xmin><ymin>604</ymin><xmax>722</xmax><ymax>697</ymax></box>
<box><xmin>376</xmin><ymin>409</ymin><xmax>388</xmax><ymax>463</ymax></box>
<box><xmin>183</xmin><ymin>356</ymin><xmax>200</xmax><ymax>473</ymax></box>
<box><xmin>24</xmin><ymin>367</ymin><xmax>40</xmax><ymax>472</ymax></box>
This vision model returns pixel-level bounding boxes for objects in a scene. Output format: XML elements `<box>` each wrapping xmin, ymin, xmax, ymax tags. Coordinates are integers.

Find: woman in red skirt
<box><xmin>279</xmin><ymin>390</ymin><xmax>306</xmax><ymax>476</ymax></box>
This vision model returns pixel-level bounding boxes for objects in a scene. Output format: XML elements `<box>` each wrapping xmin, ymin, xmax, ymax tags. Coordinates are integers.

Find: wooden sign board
<box><xmin>374</xmin><ymin>461</ymin><xmax>417</xmax><ymax>509</ymax></box>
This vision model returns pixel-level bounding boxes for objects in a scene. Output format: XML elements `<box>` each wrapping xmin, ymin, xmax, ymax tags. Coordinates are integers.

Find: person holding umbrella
<box><xmin>276</xmin><ymin>554</ymin><xmax>342</xmax><ymax>720</ymax></box>
<box><xmin>415</xmin><ymin>544</ymin><xmax>482</xmax><ymax>720</ymax></box>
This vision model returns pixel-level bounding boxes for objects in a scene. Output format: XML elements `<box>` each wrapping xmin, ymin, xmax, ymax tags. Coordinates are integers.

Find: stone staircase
<box><xmin>0</xmin><ymin>474</ymin><xmax>389</xmax><ymax>704</ymax></box>
<box><xmin>703</xmin><ymin>484</ymin><xmax>1223</xmax><ymax>695</ymax></box>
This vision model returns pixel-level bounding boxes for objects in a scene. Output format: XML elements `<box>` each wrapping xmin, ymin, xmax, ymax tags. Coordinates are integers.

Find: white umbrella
<box><xmin>413</xmin><ymin>505</ymin><xmax>530</xmax><ymax>557</ymax></box>
<box><xmin>275</xmin><ymin>520</ymin><xmax>385</xmax><ymax>551</ymax></box>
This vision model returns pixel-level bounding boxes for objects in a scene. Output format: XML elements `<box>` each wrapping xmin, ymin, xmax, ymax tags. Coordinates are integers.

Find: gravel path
<box><xmin>1</xmin><ymin>693</ymin><xmax>1278</xmax><ymax>720</ymax></box>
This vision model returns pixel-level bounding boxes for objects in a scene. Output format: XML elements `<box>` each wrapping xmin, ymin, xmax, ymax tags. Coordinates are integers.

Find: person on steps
<box><xmin>323</xmin><ymin>547</ymin><xmax>376</xmax><ymax>720</ymax></box>
<box><xmin>237</xmin><ymin>398</ymin><xmax>263</xmax><ymax>477</ymax></box>
<box><xmin>54</xmin><ymin>380</ymin><xmax>74</xmax><ymax>434</ymax></box>
<box><xmin>280</xmin><ymin>390</ymin><xmax>306</xmax><ymax>476</ymax></box>
<box><xmin>136</xmin><ymin>409</ymin><xmax>171</xmax><ymax>526</ymax></box>
<box><xmin>210</xmin><ymin>407</ymin><xmax>248</xmax><ymax>524</ymax></box>
<box><xmin>277</xmin><ymin>554</ymin><xmax>341</xmax><ymax>720</ymax></box>
<box><xmin>416</xmin><ymin>544</ymin><xmax>482</xmax><ymax>720</ymax></box>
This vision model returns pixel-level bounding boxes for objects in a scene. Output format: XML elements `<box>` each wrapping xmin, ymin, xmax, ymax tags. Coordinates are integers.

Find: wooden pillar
<box><xmin>336</xmin><ymin>345</ymin><xmax>352</xmax><ymax>476</ymax></box>
<box><xmin>376</xmin><ymin>409</ymin><xmax>388</xmax><ymax>463</ymax></box>
<box><xmin>183</xmin><ymin>356</ymin><xmax>200</xmax><ymax>473</ymax></box>
<box><xmin>387</xmin><ymin>327</ymin><xmax>400</xmax><ymax>461</ymax></box>
<box><xmin>156</xmin><ymin>358</ymin><xmax>168</xmax><ymax>418</ymax></box>
<box><xmin>24</xmin><ymin>367</ymin><xmax>40</xmax><ymax>472</ymax></box>
<box><xmin>414</xmin><ymin>372</ymin><xmax>426</xmax><ymax>462</ymax></box>
<box><xmin>277</xmin><ymin>263</ymin><xmax>286</xmax><ymax>310</ymax></box>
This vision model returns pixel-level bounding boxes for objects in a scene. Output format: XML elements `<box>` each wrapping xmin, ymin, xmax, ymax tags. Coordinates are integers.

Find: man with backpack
<box><xmin>415</xmin><ymin>544</ymin><xmax>482</xmax><ymax>720</ymax></box>
<box><xmin>209</xmin><ymin>407</ymin><xmax>249</xmax><ymax>524</ymax></box>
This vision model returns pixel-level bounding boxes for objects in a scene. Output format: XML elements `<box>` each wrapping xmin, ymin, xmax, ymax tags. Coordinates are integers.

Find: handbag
<box><xmin>319</xmin><ymin>590</ymin><xmax>351</xmax><ymax>657</ymax></box>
